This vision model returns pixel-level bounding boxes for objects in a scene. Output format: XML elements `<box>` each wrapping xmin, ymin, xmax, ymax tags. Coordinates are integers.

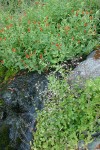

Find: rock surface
<box><xmin>0</xmin><ymin>72</ymin><xmax>48</xmax><ymax>150</ymax></box>
<box><xmin>88</xmin><ymin>138</ymin><xmax>100</xmax><ymax>150</ymax></box>
<box><xmin>68</xmin><ymin>50</ymin><xmax>100</xmax><ymax>88</ymax></box>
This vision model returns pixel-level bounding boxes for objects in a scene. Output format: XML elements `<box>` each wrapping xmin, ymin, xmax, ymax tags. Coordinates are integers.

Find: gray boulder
<box><xmin>68</xmin><ymin>50</ymin><xmax>100</xmax><ymax>88</ymax></box>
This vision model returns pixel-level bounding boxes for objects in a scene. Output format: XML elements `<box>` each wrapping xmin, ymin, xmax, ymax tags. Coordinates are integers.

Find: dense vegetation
<box><xmin>0</xmin><ymin>0</ymin><xmax>99</xmax><ymax>73</ymax></box>
<box><xmin>0</xmin><ymin>0</ymin><xmax>100</xmax><ymax>149</ymax></box>
<box><xmin>32</xmin><ymin>75</ymin><xmax>100</xmax><ymax>149</ymax></box>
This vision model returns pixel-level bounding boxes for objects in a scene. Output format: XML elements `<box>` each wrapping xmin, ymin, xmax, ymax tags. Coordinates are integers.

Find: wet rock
<box><xmin>0</xmin><ymin>122</ymin><xmax>10</xmax><ymax>150</ymax></box>
<box><xmin>68</xmin><ymin>50</ymin><xmax>100</xmax><ymax>88</ymax></box>
<box><xmin>88</xmin><ymin>138</ymin><xmax>100</xmax><ymax>150</ymax></box>
<box><xmin>0</xmin><ymin>71</ymin><xmax>48</xmax><ymax>150</ymax></box>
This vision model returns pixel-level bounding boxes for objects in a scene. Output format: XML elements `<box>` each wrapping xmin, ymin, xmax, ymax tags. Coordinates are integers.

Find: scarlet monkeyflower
<box><xmin>84</xmin><ymin>30</ymin><xmax>86</xmax><ymax>33</ymax></box>
<box><xmin>82</xmin><ymin>11</ymin><xmax>84</xmax><ymax>15</ymax></box>
<box><xmin>40</xmin><ymin>54</ymin><xmax>43</xmax><ymax>59</ymax></box>
<box><xmin>84</xmin><ymin>23</ymin><xmax>87</xmax><ymax>27</ymax></box>
<box><xmin>28</xmin><ymin>28</ymin><xmax>30</xmax><ymax>32</ymax></box>
<box><xmin>64</xmin><ymin>26</ymin><xmax>70</xmax><ymax>31</ymax></box>
<box><xmin>78</xmin><ymin>40</ymin><xmax>81</xmax><ymax>44</ymax></box>
<box><xmin>58</xmin><ymin>34</ymin><xmax>60</xmax><ymax>36</ymax></box>
<box><xmin>35</xmin><ymin>2</ymin><xmax>39</xmax><ymax>5</ymax></box>
<box><xmin>0</xmin><ymin>28</ymin><xmax>4</xmax><ymax>33</ymax></box>
<box><xmin>45</xmin><ymin>23</ymin><xmax>49</xmax><ymax>27</ymax></box>
<box><xmin>12</xmin><ymin>48</ymin><xmax>16</xmax><ymax>52</ymax></box>
<box><xmin>26</xmin><ymin>54</ymin><xmax>30</xmax><ymax>59</ymax></box>
<box><xmin>6</xmin><ymin>24</ymin><xmax>13</xmax><ymax>29</ymax></box>
<box><xmin>56</xmin><ymin>44</ymin><xmax>61</xmax><ymax>50</ymax></box>
<box><xmin>40</xmin><ymin>27</ymin><xmax>43</xmax><ymax>31</ymax></box>
<box><xmin>4</xmin><ymin>38</ymin><xmax>6</xmax><ymax>41</ymax></box>
<box><xmin>10</xmin><ymin>24</ymin><xmax>13</xmax><ymax>27</ymax></box>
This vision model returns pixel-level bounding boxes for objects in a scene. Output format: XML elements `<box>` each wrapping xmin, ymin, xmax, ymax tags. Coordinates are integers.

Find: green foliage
<box><xmin>0</xmin><ymin>124</ymin><xmax>10</xmax><ymax>149</ymax></box>
<box><xmin>0</xmin><ymin>0</ymin><xmax>99</xmax><ymax>73</ymax></box>
<box><xmin>32</xmin><ymin>73</ymin><xmax>100</xmax><ymax>150</ymax></box>
<box><xmin>0</xmin><ymin>65</ymin><xmax>18</xmax><ymax>85</ymax></box>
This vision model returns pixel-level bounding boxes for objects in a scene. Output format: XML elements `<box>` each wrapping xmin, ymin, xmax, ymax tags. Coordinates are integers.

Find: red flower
<box><xmin>64</xmin><ymin>26</ymin><xmax>70</xmax><ymax>31</ymax></box>
<box><xmin>64</xmin><ymin>26</ymin><xmax>70</xmax><ymax>34</ymax></box>
<box><xmin>9</xmin><ymin>24</ymin><xmax>13</xmax><ymax>27</ymax></box>
<box><xmin>84</xmin><ymin>23</ymin><xmax>88</xmax><ymax>27</ymax></box>
<box><xmin>78</xmin><ymin>40</ymin><xmax>81</xmax><ymax>44</ymax></box>
<box><xmin>6</xmin><ymin>24</ymin><xmax>13</xmax><ymax>30</ymax></box>
<box><xmin>0</xmin><ymin>28</ymin><xmax>4</xmax><ymax>33</ymax></box>
<box><xmin>35</xmin><ymin>2</ymin><xmax>39</xmax><ymax>5</ymax></box>
<box><xmin>4</xmin><ymin>37</ymin><xmax>6</xmax><ymax>41</ymax></box>
<box><xmin>12</xmin><ymin>48</ymin><xmax>16</xmax><ymax>52</ymax></box>
<box><xmin>56</xmin><ymin>43</ymin><xmax>61</xmax><ymax>50</ymax></box>
<box><xmin>84</xmin><ymin>30</ymin><xmax>86</xmax><ymax>33</ymax></box>
<box><xmin>26</xmin><ymin>54</ymin><xmax>30</xmax><ymax>59</ymax></box>
<box><xmin>82</xmin><ymin>11</ymin><xmax>84</xmax><ymax>15</ymax></box>
<box><xmin>40</xmin><ymin>54</ymin><xmax>43</xmax><ymax>59</ymax></box>
<box><xmin>58</xmin><ymin>34</ymin><xmax>60</xmax><ymax>36</ymax></box>
<box><xmin>56</xmin><ymin>44</ymin><xmax>59</xmax><ymax>47</ymax></box>
<box><xmin>28</xmin><ymin>28</ymin><xmax>30</xmax><ymax>32</ymax></box>
<box><xmin>40</xmin><ymin>27</ymin><xmax>43</xmax><ymax>31</ymax></box>
<box><xmin>45</xmin><ymin>23</ymin><xmax>49</xmax><ymax>27</ymax></box>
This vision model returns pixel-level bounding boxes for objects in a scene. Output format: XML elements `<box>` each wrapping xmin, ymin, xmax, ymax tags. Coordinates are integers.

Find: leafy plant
<box><xmin>32</xmin><ymin>73</ymin><xmax>100</xmax><ymax>150</ymax></box>
<box><xmin>0</xmin><ymin>0</ymin><xmax>99</xmax><ymax>73</ymax></box>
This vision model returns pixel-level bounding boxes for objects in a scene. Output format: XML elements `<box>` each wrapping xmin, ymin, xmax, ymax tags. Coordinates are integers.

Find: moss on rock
<box><xmin>0</xmin><ymin>123</ymin><xmax>10</xmax><ymax>150</ymax></box>
<box><xmin>0</xmin><ymin>65</ymin><xmax>18</xmax><ymax>89</ymax></box>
